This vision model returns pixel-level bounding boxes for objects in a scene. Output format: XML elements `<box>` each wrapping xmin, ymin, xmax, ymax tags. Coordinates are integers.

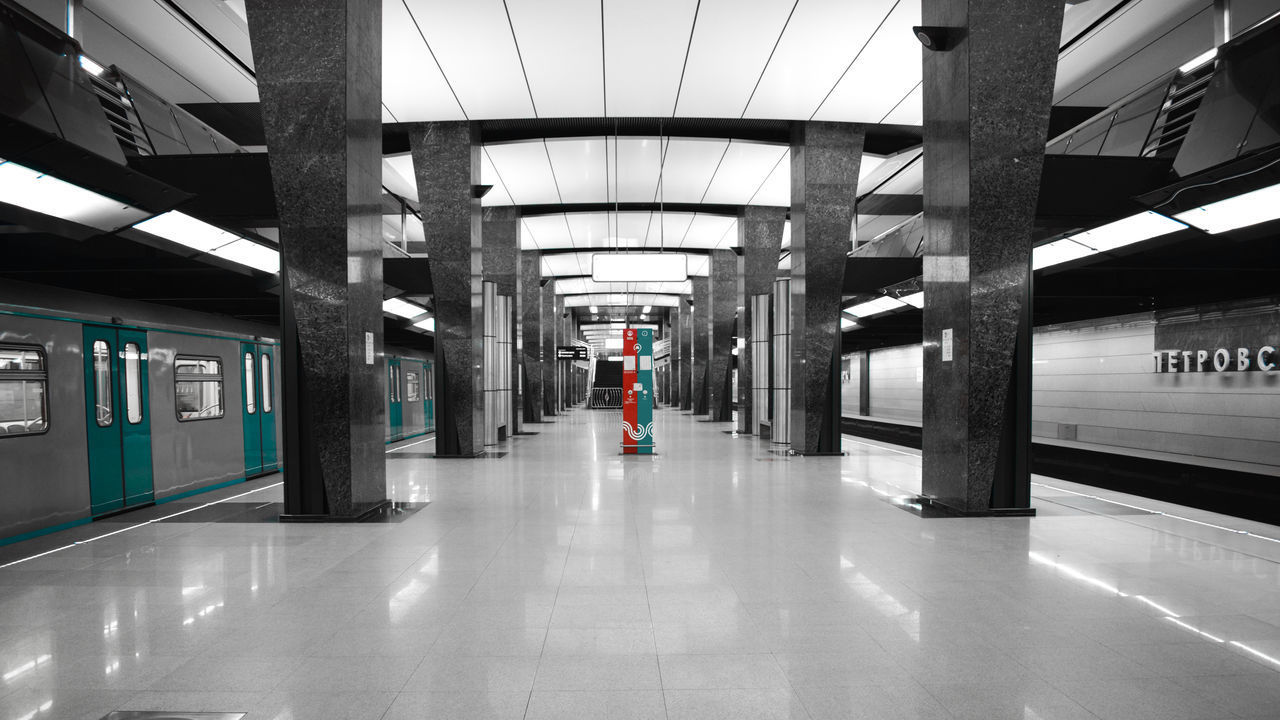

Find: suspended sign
<box><xmin>556</xmin><ymin>346</ymin><xmax>588</xmax><ymax>360</ymax></box>
<box><xmin>622</xmin><ymin>328</ymin><xmax>655</xmax><ymax>454</ymax></box>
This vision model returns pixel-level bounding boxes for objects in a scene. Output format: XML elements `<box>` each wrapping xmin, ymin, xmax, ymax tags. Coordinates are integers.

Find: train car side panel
<box><xmin>147</xmin><ymin>331</ymin><xmax>248</xmax><ymax>499</ymax></box>
<box><xmin>0</xmin><ymin>315</ymin><xmax>92</xmax><ymax>540</ymax></box>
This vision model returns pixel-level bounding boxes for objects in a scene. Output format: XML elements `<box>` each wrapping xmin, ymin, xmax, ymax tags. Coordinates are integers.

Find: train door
<box><xmin>82</xmin><ymin>326</ymin><xmax>154</xmax><ymax>516</ymax></box>
<box><xmin>388</xmin><ymin>357</ymin><xmax>403</xmax><ymax>441</ymax></box>
<box><xmin>240</xmin><ymin>343</ymin><xmax>278</xmax><ymax>477</ymax></box>
<box><xmin>424</xmin><ymin>361</ymin><xmax>434</xmax><ymax>433</ymax></box>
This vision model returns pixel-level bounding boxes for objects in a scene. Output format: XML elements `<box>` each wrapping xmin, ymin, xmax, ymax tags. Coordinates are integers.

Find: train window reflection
<box><xmin>124</xmin><ymin>342</ymin><xmax>143</xmax><ymax>424</ymax></box>
<box><xmin>0</xmin><ymin>344</ymin><xmax>49</xmax><ymax>436</ymax></box>
<box><xmin>244</xmin><ymin>352</ymin><xmax>256</xmax><ymax>415</ymax></box>
<box><xmin>93</xmin><ymin>340</ymin><xmax>112</xmax><ymax>427</ymax></box>
<box><xmin>261</xmin><ymin>354</ymin><xmax>272</xmax><ymax>413</ymax></box>
<box><xmin>175</xmin><ymin>355</ymin><xmax>224</xmax><ymax>421</ymax></box>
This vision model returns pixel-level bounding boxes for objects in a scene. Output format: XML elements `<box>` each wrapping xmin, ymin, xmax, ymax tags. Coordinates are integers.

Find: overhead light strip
<box><xmin>133</xmin><ymin>210</ymin><xmax>279</xmax><ymax>274</ymax></box>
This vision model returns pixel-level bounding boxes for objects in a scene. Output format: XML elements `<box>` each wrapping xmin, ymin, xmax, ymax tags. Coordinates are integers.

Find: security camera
<box><xmin>913</xmin><ymin>25</ymin><xmax>958</xmax><ymax>51</ymax></box>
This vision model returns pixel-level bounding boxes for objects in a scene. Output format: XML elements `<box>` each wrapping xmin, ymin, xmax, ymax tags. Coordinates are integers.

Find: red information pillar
<box><xmin>622</xmin><ymin>328</ymin><xmax>638</xmax><ymax>454</ymax></box>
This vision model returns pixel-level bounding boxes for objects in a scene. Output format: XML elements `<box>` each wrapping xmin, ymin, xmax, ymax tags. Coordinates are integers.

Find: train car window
<box><xmin>93</xmin><ymin>340</ymin><xmax>113</xmax><ymax>427</ymax></box>
<box><xmin>407</xmin><ymin>371</ymin><xmax>420</xmax><ymax>401</ymax></box>
<box><xmin>261</xmin><ymin>354</ymin><xmax>272</xmax><ymax>413</ymax></box>
<box><xmin>243</xmin><ymin>352</ymin><xmax>256</xmax><ymax>414</ymax></box>
<box><xmin>0</xmin><ymin>344</ymin><xmax>49</xmax><ymax>436</ymax></box>
<box><xmin>124</xmin><ymin>342</ymin><xmax>143</xmax><ymax>424</ymax></box>
<box><xmin>175</xmin><ymin>356</ymin><xmax>224</xmax><ymax>421</ymax></box>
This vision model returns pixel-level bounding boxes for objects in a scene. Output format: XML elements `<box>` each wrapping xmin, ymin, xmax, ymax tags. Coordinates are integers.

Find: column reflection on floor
<box><xmin>0</xmin><ymin>409</ymin><xmax>1277</xmax><ymax>720</ymax></box>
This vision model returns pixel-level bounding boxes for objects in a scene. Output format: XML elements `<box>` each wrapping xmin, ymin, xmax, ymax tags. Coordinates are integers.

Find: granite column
<box><xmin>409</xmin><ymin>122</ymin><xmax>484</xmax><ymax>457</ymax></box>
<box><xmin>541</xmin><ymin>282</ymin><xmax>557</xmax><ymax>417</ymax></box>
<box><xmin>690</xmin><ymin>276</ymin><xmax>710</xmax><ymax>415</ymax></box>
<box><xmin>520</xmin><ymin>251</ymin><xmax>543</xmax><ymax>423</ymax></box>
<box><xmin>245</xmin><ymin>0</ymin><xmax>386</xmax><ymax>519</ymax></box>
<box><xmin>708</xmin><ymin>249</ymin><xmax>737</xmax><ymax>422</ymax></box>
<box><xmin>737</xmin><ymin>207</ymin><xmax>787</xmax><ymax>434</ymax></box>
<box><xmin>679</xmin><ymin>303</ymin><xmax>693</xmax><ymax>411</ymax></box>
<box><xmin>920</xmin><ymin>0</ymin><xmax>1062</xmax><ymax>513</ymax></box>
<box><xmin>790</xmin><ymin>122</ymin><xmax>863</xmax><ymax>455</ymax></box>
<box><xmin>483</xmin><ymin>207</ymin><xmax>520</xmax><ymax>439</ymax></box>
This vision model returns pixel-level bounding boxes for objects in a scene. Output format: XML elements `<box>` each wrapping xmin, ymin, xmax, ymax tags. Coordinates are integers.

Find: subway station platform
<box><xmin>1</xmin><ymin>410</ymin><xmax>1278</xmax><ymax>720</ymax></box>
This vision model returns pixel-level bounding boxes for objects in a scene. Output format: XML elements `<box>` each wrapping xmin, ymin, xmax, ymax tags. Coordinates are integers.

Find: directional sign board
<box><xmin>556</xmin><ymin>346</ymin><xmax>588</xmax><ymax>360</ymax></box>
<box><xmin>622</xmin><ymin>328</ymin><xmax>654</xmax><ymax>454</ymax></box>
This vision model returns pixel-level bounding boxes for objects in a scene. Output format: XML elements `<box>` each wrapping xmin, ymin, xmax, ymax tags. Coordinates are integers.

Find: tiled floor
<box><xmin>1</xmin><ymin>408</ymin><xmax>1279</xmax><ymax>719</ymax></box>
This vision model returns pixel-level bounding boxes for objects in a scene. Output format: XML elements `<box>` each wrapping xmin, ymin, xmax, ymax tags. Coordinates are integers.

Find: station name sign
<box><xmin>556</xmin><ymin>346</ymin><xmax>588</xmax><ymax>360</ymax></box>
<box><xmin>1152</xmin><ymin>346</ymin><xmax>1277</xmax><ymax>373</ymax></box>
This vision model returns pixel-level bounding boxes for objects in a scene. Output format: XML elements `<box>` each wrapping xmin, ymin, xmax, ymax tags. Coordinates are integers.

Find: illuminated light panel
<box><xmin>841</xmin><ymin>317</ymin><xmax>858</xmax><ymax>330</ymax></box>
<box><xmin>413</xmin><ymin>318</ymin><xmax>435</xmax><ymax>332</ymax></box>
<box><xmin>607</xmin><ymin>356</ymin><xmax>624</xmax><ymax>362</ymax></box>
<box><xmin>209</xmin><ymin>239</ymin><xmax>279</xmax><ymax>273</ymax></box>
<box><xmin>845</xmin><ymin>296</ymin><xmax>908</xmax><ymax>318</ymax></box>
<box><xmin>0</xmin><ymin>159</ymin><xmax>149</xmax><ymax>231</ymax></box>
<box><xmin>899</xmin><ymin>292</ymin><xmax>924</xmax><ymax>309</ymax></box>
<box><xmin>1069</xmin><ymin>211</ymin><xmax>1188</xmax><ymax>253</ymax></box>
<box><xmin>1033</xmin><ymin>238</ymin><xmax>1094</xmax><ymax>270</ymax></box>
<box><xmin>1175</xmin><ymin>182</ymin><xmax>1280</xmax><ymax>234</ymax></box>
<box><xmin>589</xmin><ymin>306</ymin><xmax>599</xmax><ymax>313</ymax></box>
<box><xmin>593</xmin><ymin>253</ymin><xmax>688</xmax><ymax>282</ymax></box>
<box><xmin>79</xmin><ymin>55</ymin><xmax>106</xmax><ymax>76</ymax></box>
<box><xmin>1179</xmin><ymin>48</ymin><xmax>1216</xmax><ymax>74</ymax></box>
<box><xmin>604</xmin><ymin>338</ymin><xmax>624</xmax><ymax>350</ymax></box>
<box><xmin>133</xmin><ymin>210</ymin><xmax>239</xmax><ymax>252</ymax></box>
<box><xmin>383</xmin><ymin>298</ymin><xmax>426</xmax><ymax>318</ymax></box>
<box><xmin>642</xmin><ymin>305</ymin><xmax>652</xmax><ymax>313</ymax></box>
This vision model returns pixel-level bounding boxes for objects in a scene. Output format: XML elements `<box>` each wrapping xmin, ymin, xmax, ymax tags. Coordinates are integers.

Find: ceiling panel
<box><xmin>82</xmin><ymin>1</ymin><xmax>257</xmax><ymax>103</ymax></box>
<box><xmin>743</xmin><ymin>0</ymin><xmax>901</xmax><ymax>120</ymax></box>
<box><xmin>602</xmin><ymin>0</ymin><xmax>701</xmax><ymax>116</ymax></box>
<box><xmin>556</xmin><ymin>278</ymin><xmax>694</xmax><ymax>295</ymax></box>
<box><xmin>483</xmin><ymin>142</ymin><xmax>561</xmax><ymax>205</ymax></box>
<box><xmin>520</xmin><ymin>212</ymin><xmax>738</xmax><ymax>250</ymax></box>
<box><xmin>702</xmin><ymin>142</ymin><xmax>789</xmax><ymax>204</ymax></box>
<box><xmin>878</xmin><ymin>82</ymin><xmax>923</xmax><ymax>126</ymax></box>
<box><xmin>504</xmin><ymin>0</ymin><xmax>605</xmax><ymax>116</ymax></box>
<box><xmin>644</xmin><ymin>138</ymin><xmax>732</xmax><ymax>203</ymax></box>
<box><xmin>856</xmin><ymin>214</ymin><xmax>914</xmax><ymax>244</ymax></box>
<box><xmin>811</xmin><ymin>0</ymin><xmax>921</xmax><ymax>122</ymax></box>
<box><xmin>673</xmin><ymin>0</ymin><xmax>798</xmax><ymax>116</ymax></box>
<box><xmin>541</xmin><ymin>251</ymin><xmax>711</xmax><ymax>277</ymax></box>
<box><xmin>401</xmin><ymin>0</ymin><xmax>534</xmax><ymax>119</ymax></box>
<box><xmin>544</xmin><ymin>138</ymin><xmax>609</xmax><ymax>204</ymax></box>
<box><xmin>382</xmin><ymin>0</ymin><xmax>466</xmax><ymax>121</ymax></box>
<box><xmin>566</xmin><ymin>294</ymin><xmax>682</xmax><ymax>307</ymax></box>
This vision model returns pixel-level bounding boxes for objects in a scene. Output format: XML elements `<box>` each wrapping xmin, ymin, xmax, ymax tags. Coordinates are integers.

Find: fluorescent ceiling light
<box><xmin>640</xmin><ymin>314</ymin><xmax>648</xmax><ymax>321</ymax></box>
<box><xmin>605</xmin><ymin>337</ymin><xmax>623</xmax><ymax>349</ymax></box>
<box><xmin>642</xmin><ymin>305</ymin><xmax>652</xmax><ymax>313</ymax></box>
<box><xmin>133</xmin><ymin>210</ymin><xmax>239</xmax><ymax>252</ymax></box>
<box><xmin>1175</xmin><ymin>182</ymin><xmax>1280</xmax><ymax>234</ymax></box>
<box><xmin>899</xmin><ymin>292</ymin><xmax>924</xmax><ymax>309</ymax></box>
<box><xmin>607</xmin><ymin>356</ymin><xmax>623</xmax><ymax>362</ymax></box>
<box><xmin>0</xmin><ymin>159</ymin><xmax>148</xmax><ymax>231</ymax></box>
<box><xmin>382</xmin><ymin>297</ymin><xmax>425</xmax><ymax>318</ymax></box>
<box><xmin>78</xmin><ymin>55</ymin><xmax>105</xmax><ymax>76</ymax></box>
<box><xmin>1032</xmin><ymin>238</ymin><xmax>1093</xmax><ymax>270</ymax></box>
<box><xmin>209</xmin><ymin>239</ymin><xmax>278</xmax><ymax>273</ymax></box>
<box><xmin>1179</xmin><ymin>48</ymin><xmax>1216</xmax><ymax>74</ymax></box>
<box><xmin>413</xmin><ymin>318</ymin><xmax>435</xmax><ymax>332</ymax></box>
<box><xmin>845</xmin><ymin>296</ymin><xmax>907</xmax><ymax>318</ymax></box>
<box><xmin>589</xmin><ymin>305</ymin><xmax>599</xmax><ymax>313</ymax></box>
<box><xmin>1068</xmin><ymin>211</ymin><xmax>1187</xmax><ymax>253</ymax></box>
<box><xmin>593</xmin><ymin>253</ymin><xmax>688</xmax><ymax>282</ymax></box>
<box><xmin>841</xmin><ymin>317</ymin><xmax>858</xmax><ymax>330</ymax></box>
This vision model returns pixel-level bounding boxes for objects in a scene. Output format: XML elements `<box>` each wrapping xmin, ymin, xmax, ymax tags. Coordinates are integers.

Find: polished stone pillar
<box><xmin>679</xmin><ymin>304</ymin><xmax>693</xmax><ymax>411</ymax></box>
<box><xmin>541</xmin><ymin>282</ymin><xmax>557</xmax><ymax>417</ymax></box>
<box><xmin>736</xmin><ymin>207</ymin><xmax>787</xmax><ymax>434</ymax></box>
<box><xmin>245</xmin><ymin>0</ymin><xmax>386</xmax><ymax>519</ymax></box>
<box><xmin>409</xmin><ymin>122</ymin><xmax>484</xmax><ymax>457</ymax></box>
<box><xmin>556</xmin><ymin>294</ymin><xmax>567</xmax><ymax>410</ymax></box>
<box><xmin>483</xmin><ymin>207</ymin><xmax>519</xmax><ymax>437</ymax></box>
<box><xmin>921</xmin><ymin>0</ymin><xmax>1062</xmax><ymax>513</ymax></box>
<box><xmin>690</xmin><ymin>276</ymin><xmax>710</xmax><ymax>415</ymax></box>
<box><xmin>668</xmin><ymin>307</ymin><xmax>682</xmax><ymax>408</ymax></box>
<box><xmin>790</xmin><ymin>122</ymin><xmax>863</xmax><ymax>455</ymax></box>
<box><xmin>520</xmin><ymin>251</ymin><xmax>543</xmax><ymax>423</ymax></box>
<box><xmin>708</xmin><ymin>249</ymin><xmax>737</xmax><ymax>422</ymax></box>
